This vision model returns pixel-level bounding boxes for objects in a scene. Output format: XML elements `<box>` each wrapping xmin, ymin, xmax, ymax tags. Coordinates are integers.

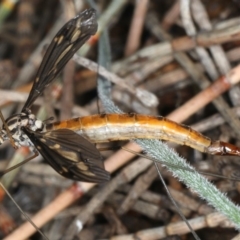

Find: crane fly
<box><xmin>1</xmin><ymin>8</ymin><xmax>240</xmax><ymax>186</ymax></box>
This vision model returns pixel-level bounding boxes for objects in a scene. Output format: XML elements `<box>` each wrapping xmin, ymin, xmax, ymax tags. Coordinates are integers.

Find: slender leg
<box><xmin>0</xmin><ymin>151</ymin><xmax>39</xmax><ymax>177</ymax></box>
<box><xmin>0</xmin><ymin>110</ymin><xmax>17</xmax><ymax>149</ymax></box>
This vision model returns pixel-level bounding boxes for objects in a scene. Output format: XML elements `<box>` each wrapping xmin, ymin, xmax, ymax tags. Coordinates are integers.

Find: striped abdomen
<box><xmin>46</xmin><ymin>113</ymin><xmax>240</xmax><ymax>156</ymax></box>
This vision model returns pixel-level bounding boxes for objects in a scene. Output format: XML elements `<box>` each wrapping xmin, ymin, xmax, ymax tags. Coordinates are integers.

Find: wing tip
<box><xmin>86</xmin><ymin>168</ymin><xmax>111</xmax><ymax>183</ymax></box>
<box><xmin>71</xmin><ymin>166</ymin><xmax>110</xmax><ymax>183</ymax></box>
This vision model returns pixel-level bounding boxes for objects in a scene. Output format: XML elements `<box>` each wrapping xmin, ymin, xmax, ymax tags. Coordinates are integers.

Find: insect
<box><xmin>0</xmin><ymin>8</ymin><xmax>110</xmax><ymax>183</ymax></box>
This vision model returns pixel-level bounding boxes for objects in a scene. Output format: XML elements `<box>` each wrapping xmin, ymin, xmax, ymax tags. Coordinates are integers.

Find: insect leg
<box><xmin>0</xmin><ymin>151</ymin><xmax>39</xmax><ymax>177</ymax></box>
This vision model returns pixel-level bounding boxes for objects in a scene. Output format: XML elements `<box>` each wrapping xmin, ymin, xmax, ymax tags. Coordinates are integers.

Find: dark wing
<box><xmin>22</xmin><ymin>128</ymin><xmax>110</xmax><ymax>183</ymax></box>
<box><xmin>22</xmin><ymin>8</ymin><xmax>98</xmax><ymax>112</ymax></box>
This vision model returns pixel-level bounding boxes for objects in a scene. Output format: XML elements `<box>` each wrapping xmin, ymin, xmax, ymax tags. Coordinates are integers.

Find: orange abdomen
<box><xmin>46</xmin><ymin>113</ymin><xmax>211</xmax><ymax>153</ymax></box>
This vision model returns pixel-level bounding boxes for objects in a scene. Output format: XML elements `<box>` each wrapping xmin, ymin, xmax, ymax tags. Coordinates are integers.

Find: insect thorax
<box><xmin>1</xmin><ymin>112</ymin><xmax>44</xmax><ymax>149</ymax></box>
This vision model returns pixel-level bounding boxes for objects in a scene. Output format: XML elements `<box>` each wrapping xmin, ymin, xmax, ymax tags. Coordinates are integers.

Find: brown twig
<box><xmin>109</xmin><ymin>212</ymin><xmax>234</xmax><ymax>240</ymax></box>
<box><xmin>124</xmin><ymin>0</ymin><xmax>149</xmax><ymax>56</ymax></box>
